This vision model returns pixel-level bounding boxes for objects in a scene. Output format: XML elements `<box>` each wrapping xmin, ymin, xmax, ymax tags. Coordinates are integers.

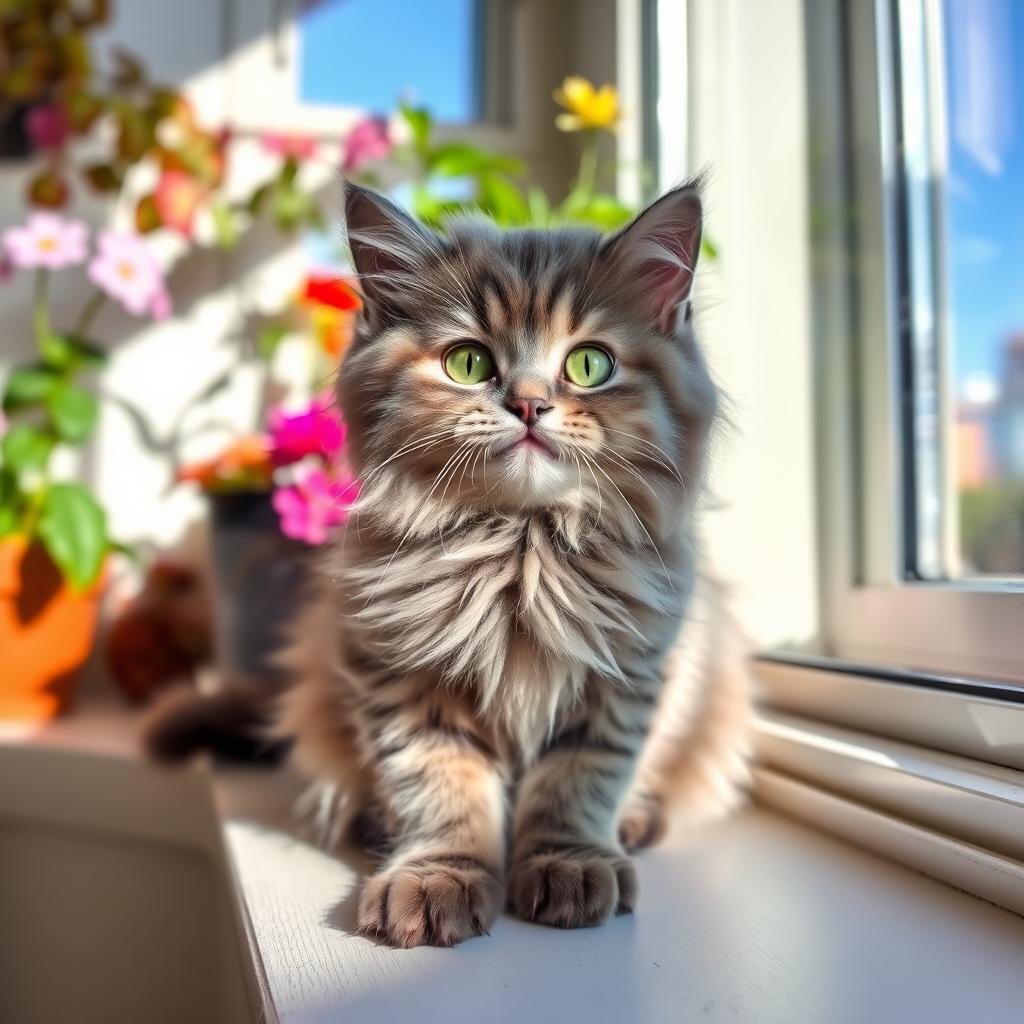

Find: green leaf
<box><xmin>40</xmin><ymin>333</ymin><xmax>107</xmax><ymax>371</ymax></box>
<box><xmin>428</xmin><ymin>142</ymin><xmax>523</xmax><ymax>178</ymax></box>
<box><xmin>47</xmin><ymin>383</ymin><xmax>99</xmax><ymax>443</ymax></box>
<box><xmin>578</xmin><ymin>193</ymin><xmax>634</xmax><ymax>230</ymax></box>
<box><xmin>37</xmin><ymin>483</ymin><xmax>108</xmax><ymax>591</ymax></box>
<box><xmin>211</xmin><ymin>201</ymin><xmax>240</xmax><ymax>248</ymax></box>
<box><xmin>271</xmin><ymin>184</ymin><xmax>314</xmax><ymax>231</ymax></box>
<box><xmin>3</xmin><ymin>366</ymin><xmax>57</xmax><ymax>412</ymax></box>
<box><xmin>701</xmin><ymin>235</ymin><xmax>719</xmax><ymax>261</ymax></box>
<box><xmin>399</xmin><ymin>105</ymin><xmax>432</xmax><ymax>157</ymax></box>
<box><xmin>246</xmin><ymin>182</ymin><xmax>271</xmax><ymax>216</ymax></box>
<box><xmin>257</xmin><ymin>324</ymin><xmax>288</xmax><ymax>358</ymax></box>
<box><xmin>0</xmin><ymin>469</ymin><xmax>20</xmax><ymax>537</ymax></box>
<box><xmin>477</xmin><ymin>174</ymin><xmax>530</xmax><ymax>226</ymax></box>
<box><xmin>1</xmin><ymin>424</ymin><xmax>54</xmax><ymax>473</ymax></box>
<box><xmin>527</xmin><ymin>187</ymin><xmax>552</xmax><ymax>226</ymax></box>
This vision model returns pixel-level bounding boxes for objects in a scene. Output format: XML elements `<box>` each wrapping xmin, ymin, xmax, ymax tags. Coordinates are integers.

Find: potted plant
<box><xmin>0</xmin><ymin>211</ymin><xmax>170</xmax><ymax>719</ymax></box>
<box><xmin>176</xmin><ymin>281</ymin><xmax>361</xmax><ymax>682</ymax></box>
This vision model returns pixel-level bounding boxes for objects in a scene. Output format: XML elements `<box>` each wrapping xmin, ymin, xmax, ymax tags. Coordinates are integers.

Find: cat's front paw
<box><xmin>508</xmin><ymin>845</ymin><xmax>637</xmax><ymax>928</ymax></box>
<box><xmin>357</xmin><ymin>856</ymin><xmax>502</xmax><ymax>947</ymax></box>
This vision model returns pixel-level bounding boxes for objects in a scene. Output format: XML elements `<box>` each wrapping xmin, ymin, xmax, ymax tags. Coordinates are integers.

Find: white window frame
<box><xmin>811</xmin><ymin>0</ymin><xmax>1024</xmax><ymax>684</ymax></box>
<box><xmin>223</xmin><ymin>0</ymin><xmax>527</xmax><ymax>150</ymax></box>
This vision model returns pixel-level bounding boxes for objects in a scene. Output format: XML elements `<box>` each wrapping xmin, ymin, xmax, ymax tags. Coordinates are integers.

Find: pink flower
<box><xmin>26</xmin><ymin>103</ymin><xmax>70</xmax><ymax>150</ymax></box>
<box><xmin>88</xmin><ymin>230</ymin><xmax>166</xmax><ymax>317</ymax></box>
<box><xmin>273</xmin><ymin>467</ymin><xmax>359</xmax><ymax>545</ymax></box>
<box><xmin>268</xmin><ymin>395</ymin><xmax>345</xmax><ymax>465</ymax></box>
<box><xmin>3</xmin><ymin>212</ymin><xmax>88</xmax><ymax>270</ymax></box>
<box><xmin>150</xmin><ymin>286</ymin><xmax>173</xmax><ymax>321</ymax></box>
<box><xmin>341</xmin><ymin>116</ymin><xmax>392</xmax><ymax>173</ymax></box>
<box><xmin>261</xmin><ymin>133</ymin><xmax>317</xmax><ymax>161</ymax></box>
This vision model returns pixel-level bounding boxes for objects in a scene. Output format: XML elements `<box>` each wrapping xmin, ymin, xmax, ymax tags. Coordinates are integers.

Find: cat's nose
<box><xmin>506</xmin><ymin>397</ymin><xmax>553</xmax><ymax>425</ymax></box>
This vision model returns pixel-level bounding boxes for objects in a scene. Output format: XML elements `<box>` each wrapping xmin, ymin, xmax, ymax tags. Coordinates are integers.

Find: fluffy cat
<box><xmin>278</xmin><ymin>178</ymin><xmax>752</xmax><ymax>947</ymax></box>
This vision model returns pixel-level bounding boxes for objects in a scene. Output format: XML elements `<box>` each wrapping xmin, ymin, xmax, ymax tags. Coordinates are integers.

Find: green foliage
<box><xmin>46</xmin><ymin>382</ymin><xmax>99</xmax><ymax>442</ymax></box>
<box><xmin>40</xmin><ymin>333</ymin><xmax>107</xmax><ymax>371</ymax></box>
<box><xmin>3</xmin><ymin>366</ymin><xmax>57</xmax><ymax>411</ymax></box>
<box><xmin>1</xmin><ymin>424</ymin><xmax>54</xmax><ymax>473</ymax></box>
<box><xmin>37</xmin><ymin>483</ymin><xmax>108</xmax><ymax>591</ymax></box>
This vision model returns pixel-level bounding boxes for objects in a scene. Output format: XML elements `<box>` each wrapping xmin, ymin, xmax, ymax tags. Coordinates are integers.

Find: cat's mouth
<box><xmin>503</xmin><ymin>428</ymin><xmax>558</xmax><ymax>459</ymax></box>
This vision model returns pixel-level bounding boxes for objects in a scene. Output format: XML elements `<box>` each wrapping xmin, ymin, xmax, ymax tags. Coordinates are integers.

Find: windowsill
<box><xmin>5</xmin><ymin>702</ymin><xmax>1024</xmax><ymax>1023</ymax></box>
<box><xmin>223</xmin><ymin>795</ymin><xmax>1024</xmax><ymax>1024</ymax></box>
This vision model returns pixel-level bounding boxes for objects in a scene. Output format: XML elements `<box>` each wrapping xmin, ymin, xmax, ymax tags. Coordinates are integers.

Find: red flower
<box><xmin>154</xmin><ymin>169</ymin><xmax>208</xmax><ymax>237</ymax></box>
<box><xmin>300</xmin><ymin>275</ymin><xmax>361</xmax><ymax>312</ymax></box>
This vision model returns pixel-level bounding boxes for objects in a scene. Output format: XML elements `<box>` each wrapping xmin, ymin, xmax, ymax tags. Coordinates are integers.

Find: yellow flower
<box><xmin>553</xmin><ymin>76</ymin><xmax>620</xmax><ymax>133</ymax></box>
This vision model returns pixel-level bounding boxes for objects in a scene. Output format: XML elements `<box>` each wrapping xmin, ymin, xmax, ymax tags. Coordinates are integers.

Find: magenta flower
<box><xmin>273</xmin><ymin>467</ymin><xmax>359</xmax><ymax>545</ymax></box>
<box><xmin>3</xmin><ymin>212</ymin><xmax>88</xmax><ymax>270</ymax></box>
<box><xmin>26</xmin><ymin>104</ymin><xmax>70</xmax><ymax>150</ymax></box>
<box><xmin>341</xmin><ymin>116</ymin><xmax>392</xmax><ymax>173</ymax></box>
<box><xmin>268</xmin><ymin>395</ymin><xmax>345</xmax><ymax>466</ymax></box>
<box><xmin>88</xmin><ymin>230</ymin><xmax>166</xmax><ymax>317</ymax></box>
<box><xmin>261</xmin><ymin>132</ymin><xmax>317</xmax><ymax>161</ymax></box>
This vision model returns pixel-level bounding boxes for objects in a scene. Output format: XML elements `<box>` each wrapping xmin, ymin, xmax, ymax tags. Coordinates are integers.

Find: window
<box><xmin>810</xmin><ymin>0</ymin><xmax>1024</xmax><ymax>684</ymax></box>
<box><xmin>297</xmin><ymin>0</ymin><xmax>484</xmax><ymax>121</ymax></box>
<box><xmin>225</xmin><ymin>0</ymin><xmax>515</xmax><ymax>137</ymax></box>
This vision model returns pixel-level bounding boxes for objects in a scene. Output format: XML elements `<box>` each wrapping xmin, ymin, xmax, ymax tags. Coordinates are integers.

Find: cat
<box><xmin>277</xmin><ymin>178</ymin><xmax>752</xmax><ymax>947</ymax></box>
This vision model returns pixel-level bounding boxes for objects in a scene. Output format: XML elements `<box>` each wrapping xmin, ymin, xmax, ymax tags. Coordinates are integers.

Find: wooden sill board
<box><xmin>221</xmin><ymin>780</ymin><xmax>1024</xmax><ymax>1024</ymax></box>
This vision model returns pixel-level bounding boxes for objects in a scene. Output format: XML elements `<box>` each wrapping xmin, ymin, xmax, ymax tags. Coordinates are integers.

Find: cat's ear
<box><xmin>344</xmin><ymin>182</ymin><xmax>437</xmax><ymax>318</ymax></box>
<box><xmin>601</xmin><ymin>179</ymin><xmax>703</xmax><ymax>334</ymax></box>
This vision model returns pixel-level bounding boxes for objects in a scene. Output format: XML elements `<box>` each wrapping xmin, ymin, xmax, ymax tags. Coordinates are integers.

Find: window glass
<box><xmin>298</xmin><ymin>0</ymin><xmax>482</xmax><ymax>120</ymax></box>
<box><xmin>944</xmin><ymin>0</ymin><xmax>1024</xmax><ymax>576</ymax></box>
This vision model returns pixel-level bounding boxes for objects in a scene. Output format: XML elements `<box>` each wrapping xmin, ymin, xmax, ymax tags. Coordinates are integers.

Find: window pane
<box><xmin>298</xmin><ymin>0</ymin><xmax>482</xmax><ymax>120</ymax></box>
<box><xmin>944</xmin><ymin>0</ymin><xmax>1024</xmax><ymax>576</ymax></box>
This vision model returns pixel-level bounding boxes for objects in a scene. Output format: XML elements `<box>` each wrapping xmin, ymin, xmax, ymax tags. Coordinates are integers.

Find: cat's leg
<box><xmin>355</xmin><ymin>689</ymin><xmax>507</xmax><ymax>947</ymax></box>
<box><xmin>507</xmin><ymin>681</ymin><xmax>656</xmax><ymax>928</ymax></box>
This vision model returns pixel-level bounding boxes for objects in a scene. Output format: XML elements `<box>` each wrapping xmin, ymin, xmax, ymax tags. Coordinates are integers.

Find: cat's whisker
<box><xmin>600</xmin><ymin>448</ymin><xmax>671</xmax><ymax>516</ymax></box>
<box><xmin>359</xmin><ymin>429</ymin><xmax>458</xmax><ymax>485</ymax></box>
<box><xmin>580</xmin><ymin>450</ymin><xmax>675</xmax><ymax>592</ymax></box>
<box><xmin>362</xmin><ymin>439</ymin><xmax>476</xmax><ymax>605</ymax></box>
<box><xmin>599</xmin><ymin>427</ymin><xmax>685</xmax><ymax>485</ymax></box>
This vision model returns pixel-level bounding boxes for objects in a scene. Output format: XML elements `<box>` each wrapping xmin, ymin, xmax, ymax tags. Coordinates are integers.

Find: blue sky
<box><xmin>298</xmin><ymin>0</ymin><xmax>477</xmax><ymax>121</ymax></box>
<box><xmin>944</xmin><ymin>0</ymin><xmax>1024</xmax><ymax>393</ymax></box>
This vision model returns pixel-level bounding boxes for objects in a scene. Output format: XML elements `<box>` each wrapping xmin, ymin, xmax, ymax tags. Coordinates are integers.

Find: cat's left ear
<box><xmin>601</xmin><ymin>179</ymin><xmax>703</xmax><ymax>334</ymax></box>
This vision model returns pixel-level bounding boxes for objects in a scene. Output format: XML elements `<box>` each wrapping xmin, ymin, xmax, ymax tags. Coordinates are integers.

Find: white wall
<box><xmin>684</xmin><ymin>0</ymin><xmax>820</xmax><ymax>648</ymax></box>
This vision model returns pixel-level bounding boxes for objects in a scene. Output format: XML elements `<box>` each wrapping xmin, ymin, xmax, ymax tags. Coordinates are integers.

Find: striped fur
<box><xmin>278</xmin><ymin>180</ymin><xmax>752</xmax><ymax>947</ymax></box>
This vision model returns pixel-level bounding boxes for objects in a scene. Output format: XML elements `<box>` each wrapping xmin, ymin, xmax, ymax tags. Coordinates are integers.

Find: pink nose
<box><xmin>507</xmin><ymin>397</ymin><xmax>552</xmax><ymax>425</ymax></box>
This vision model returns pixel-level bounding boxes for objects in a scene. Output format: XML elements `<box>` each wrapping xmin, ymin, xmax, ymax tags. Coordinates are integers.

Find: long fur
<box><xmin>278</xmin><ymin>179</ymin><xmax>752</xmax><ymax>946</ymax></box>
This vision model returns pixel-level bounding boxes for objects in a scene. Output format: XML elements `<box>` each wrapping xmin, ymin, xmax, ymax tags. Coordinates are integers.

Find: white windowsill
<box><xmin>5</xmin><ymin>702</ymin><xmax>1024</xmax><ymax>1023</ymax></box>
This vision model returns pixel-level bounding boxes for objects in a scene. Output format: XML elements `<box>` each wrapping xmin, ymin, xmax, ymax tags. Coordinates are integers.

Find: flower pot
<box><xmin>208</xmin><ymin>491</ymin><xmax>312</xmax><ymax>680</ymax></box>
<box><xmin>0</xmin><ymin>537</ymin><xmax>103</xmax><ymax>721</ymax></box>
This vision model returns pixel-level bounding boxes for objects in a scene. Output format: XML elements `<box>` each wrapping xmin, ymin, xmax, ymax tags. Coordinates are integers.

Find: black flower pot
<box><xmin>208</xmin><ymin>490</ymin><xmax>312</xmax><ymax>682</ymax></box>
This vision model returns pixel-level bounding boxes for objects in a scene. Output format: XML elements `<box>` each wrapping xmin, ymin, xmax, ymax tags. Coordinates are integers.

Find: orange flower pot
<box><xmin>0</xmin><ymin>537</ymin><xmax>103</xmax><ymax>721</ymax></box>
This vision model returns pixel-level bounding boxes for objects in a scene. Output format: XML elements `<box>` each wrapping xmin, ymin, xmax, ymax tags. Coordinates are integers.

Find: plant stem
<box><xmin>576</xmin><ymin>130</ymin><xmax>599</xmax><ymax>199</ymax></box>
<box><xmin>74</xmin><ymin>289</ymin><xmax>108</xmax><ymax>336</ymax></box>
<box><xmin>33</xmin><ymin>270</ymin><xmax>50</xmax><ymax>347</ymax></box>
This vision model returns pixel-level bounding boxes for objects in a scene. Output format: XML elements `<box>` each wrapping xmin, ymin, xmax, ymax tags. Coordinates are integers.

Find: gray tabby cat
<box><xmin>279</xmin><ymin>178</ymin><xmax>752</xmax><ymax>947</ymax></box>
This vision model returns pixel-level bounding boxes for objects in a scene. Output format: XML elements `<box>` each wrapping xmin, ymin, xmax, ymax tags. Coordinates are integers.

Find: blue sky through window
<box><xmin>298</xmin><ymin>0</ymin><xmax>477</xmax><ymax>121</ymax></box>
<box><xmin>943</xmin><ymin>0</ymin><xmax>1024</xmax><ymax>397</ymax></box>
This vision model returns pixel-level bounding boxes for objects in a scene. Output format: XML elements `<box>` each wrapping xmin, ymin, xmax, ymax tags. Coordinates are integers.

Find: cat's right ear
<box><xmin>344</xmin><ymin>182</ymin><xmax>437</xmax><ymax>322</ymax></box>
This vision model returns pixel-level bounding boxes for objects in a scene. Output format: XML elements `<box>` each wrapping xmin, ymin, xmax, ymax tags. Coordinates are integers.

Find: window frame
<box><xmin>810</xmin><ymin>0</ymin><xmax>1024</xmax><ymax>685</ymax></box>
<box><xmin>223</xmin><ymin>0</ymin><xmax>523</xmax><ymax>147</ymax></box>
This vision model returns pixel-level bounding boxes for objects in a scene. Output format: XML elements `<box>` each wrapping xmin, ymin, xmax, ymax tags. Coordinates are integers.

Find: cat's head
<box><xmin>337</xmin><ymin>180</ymin><xmax>717</xmax><ymax>536</ymax></box>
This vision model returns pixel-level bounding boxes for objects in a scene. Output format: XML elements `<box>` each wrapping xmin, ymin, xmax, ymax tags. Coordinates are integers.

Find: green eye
<box><xmin>444</xmin><ymin>343</ymin><xmax>496</xmax><ymax>385</ymax></box>
<box><xmin>564</xmin><ymin>345</ymin><xmax>614</xmax><ymax>388</ymax></box>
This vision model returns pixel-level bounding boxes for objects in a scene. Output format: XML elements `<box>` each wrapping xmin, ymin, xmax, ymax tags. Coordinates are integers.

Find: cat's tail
<box><xmin>141</xmin><ymin>679</ymin><xmax>289</xmax><ymax>764</ymax></box>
